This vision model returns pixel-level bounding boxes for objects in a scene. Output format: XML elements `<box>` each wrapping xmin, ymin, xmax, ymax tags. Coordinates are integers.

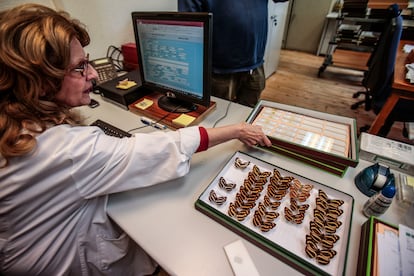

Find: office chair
<box><xmin>350</xmin><ymin>4</ymin><xmax>414</xmax><ymax>136</ymax></box>
<box><xmin>351</xmin><ymin>4</ymin><xmax>402</xmax><ymax>112</ymax></box>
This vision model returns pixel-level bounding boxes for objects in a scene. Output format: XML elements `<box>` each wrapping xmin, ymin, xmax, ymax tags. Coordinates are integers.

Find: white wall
<box><xmin>284</xmin><ymin>0</ymin><xmax>333</xmax><ymax>53</ymax></box>
<box><xmin>3</xmin><ymin>0</ymin><xmax>176</xmax><ymax>59</ymax></box>
<box><xmin>0</xmin><ymin>0</ymin><xmax>55</xmax><ymax>11</ymax></box>
<box><xmin>54</xmin><ymin>0</ymin><xmax>177</xmax><ymax>59</ymax></box>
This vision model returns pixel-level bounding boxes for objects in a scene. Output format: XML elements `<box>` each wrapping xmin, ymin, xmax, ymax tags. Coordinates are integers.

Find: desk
<box><xmin>77</xmin><ymin>94</ymin><xmax>406</xmax><ymax>276</ymax></box>
<box><xmin>368</xmin><ymin>40</ymin><xmax>414</xmax><ymax>135</ymax></box>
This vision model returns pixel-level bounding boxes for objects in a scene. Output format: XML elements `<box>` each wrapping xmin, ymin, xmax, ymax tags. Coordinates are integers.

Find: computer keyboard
<box><xmin>90</xmin><ymin>119</ymin><xmax>132</xmax><ymax>138</ymax></box>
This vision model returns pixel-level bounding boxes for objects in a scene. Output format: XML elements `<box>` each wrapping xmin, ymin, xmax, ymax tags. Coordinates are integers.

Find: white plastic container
<box><xmin>362</xmin><ymin>181</ymin><xmax>396</xmax><ymax>217</ymax></box>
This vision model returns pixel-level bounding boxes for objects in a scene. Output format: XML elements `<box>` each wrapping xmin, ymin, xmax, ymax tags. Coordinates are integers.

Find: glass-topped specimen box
<box><xmin>246</xmin><ymin>100</ymin><xmax>359</xmax><ymax>174</ymax></box>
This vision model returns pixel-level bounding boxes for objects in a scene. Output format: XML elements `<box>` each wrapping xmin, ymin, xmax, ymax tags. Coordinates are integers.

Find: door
<box><xmin>264</xmin><ymin>1</ymin><xmax>289</xmax><ymax>78</ymax></box>
<box><xmin>284</xmin><ymin>0</ymin><xmax>333</xmax><ymax>54</ymax></box>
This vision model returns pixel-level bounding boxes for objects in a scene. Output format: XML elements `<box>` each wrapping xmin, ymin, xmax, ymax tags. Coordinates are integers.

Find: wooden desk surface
<box><xmin>367</xmin><ymin>1</ymin><xmax>408</xmax><ymax>9</ymax></box>
<box><xmin>393</xmin><ymin>40</ymin><xmax>414</xmax><ymax>92</ymax></box>
<box><xmin>368</xmin><ymin>39</ymin><xmax>414</xmax><ymax>135</ymax></box>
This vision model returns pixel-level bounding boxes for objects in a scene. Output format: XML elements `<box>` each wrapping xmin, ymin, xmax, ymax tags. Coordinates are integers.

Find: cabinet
<box><xmin>264</xmin><ymin>1</ymin><xmax>289</xmax><ymax>78</ymax></box>
<box><xmin>317</xmin><ymin>12</ymin><xmax>341</xmax><ymax>56</ymax></box>
<box><xmin>318</xmin><ymin>15</ymin><xmax>384</xmax><ymax>76</ymax></box>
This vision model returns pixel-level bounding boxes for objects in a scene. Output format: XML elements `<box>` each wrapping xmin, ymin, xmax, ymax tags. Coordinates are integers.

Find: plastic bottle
<box><xmin>362</xmin><ymin>177</ymin><xmax>396</xmax><ymax>217</ymax></box>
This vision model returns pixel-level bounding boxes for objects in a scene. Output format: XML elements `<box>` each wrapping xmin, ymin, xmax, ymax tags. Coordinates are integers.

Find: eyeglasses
<box><xmin>70</xmin><ymin>53</ymin><xmax>90</xmax><ymax>77</ymax></box>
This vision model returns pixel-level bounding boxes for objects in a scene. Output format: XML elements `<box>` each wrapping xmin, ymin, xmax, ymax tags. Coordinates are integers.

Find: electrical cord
<box><xmin>126</xmin><ymin>125</ymin><xmax>149</xmax><ymax>133</ymax></box>
<box><xmin>213</xmin><ymin>100</ymin><xmax>231</xmax><ymax>127</ymax></box>
<box><xmin>127</xmin><ymin>104</ymin><xmax>183</xmax><ymax>133</ymax></box>
<box><xmin>213</xmin><ymin>75</ymin><xmax>233</xmax><ymax>127</ymax></box>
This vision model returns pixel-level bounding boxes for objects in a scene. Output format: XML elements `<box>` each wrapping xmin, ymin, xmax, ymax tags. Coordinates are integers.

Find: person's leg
<box><xmin>237</xmin><ymin>65</ymin><xmax>265</xmax><ymax>107</ymax></box>
<box><xmin>211</xmin><ymin>73</ymin><xmax>236</xmax><ymax>102</ymax></box>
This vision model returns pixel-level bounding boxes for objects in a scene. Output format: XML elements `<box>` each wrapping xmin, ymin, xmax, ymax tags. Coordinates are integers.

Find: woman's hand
<box><xmin>237</xmin><ymin>122</ymin><xmax>272</xmax><ymax>147</ymax></box>
<box><xmin>205</xmin><ymin>122</ymin><xmax>272</xmax><ymax>148</ymax></box>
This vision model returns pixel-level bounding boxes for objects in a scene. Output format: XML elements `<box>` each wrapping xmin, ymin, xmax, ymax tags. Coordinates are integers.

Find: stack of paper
<box><xmin>405</xmin><ymin>63</ymin><xmax>414</xmax><ymax>83</ymax></box>
<box><xmin>357</xmin><ymin>217</ymin><xmax>414</xmax><ymax>276</ymax></box>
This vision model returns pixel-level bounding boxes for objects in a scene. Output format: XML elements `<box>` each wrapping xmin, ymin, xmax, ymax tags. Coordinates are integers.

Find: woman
<box><xmin>0</xmin><ymin>4</ymin><xmax>271</xmax><ymax>275</ymax></box>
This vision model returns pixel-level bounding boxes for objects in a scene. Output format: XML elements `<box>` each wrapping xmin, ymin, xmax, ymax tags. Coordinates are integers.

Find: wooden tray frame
<box><xmin>195</xmin><ymin>151</ymin><xmax>354</xmax><ymax>275</ymax></box>
<box><xmin>357</xmin><ymin>217</ymin><xmax>399</xmax><ymax>276</ymax></box>
<box><xmin>246</xmin><ymin>100</ymin><xmax>359</xmax><ymax>169</ymax></box>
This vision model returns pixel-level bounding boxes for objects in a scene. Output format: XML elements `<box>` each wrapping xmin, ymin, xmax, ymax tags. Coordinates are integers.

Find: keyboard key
<box><xmin>90</xmin><ymin>119</ymin><xmax>132</xmax><ymax>138</ymax></box>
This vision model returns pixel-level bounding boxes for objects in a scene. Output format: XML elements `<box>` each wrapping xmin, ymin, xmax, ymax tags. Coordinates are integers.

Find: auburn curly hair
<box><xmin>0</xmin><ymin>4</ymin><xmax>90</xmax><ymax>167</ymax></box>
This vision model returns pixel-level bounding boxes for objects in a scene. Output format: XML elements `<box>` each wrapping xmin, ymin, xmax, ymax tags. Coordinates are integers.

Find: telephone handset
<box><xmin>90</xmin><ymin>57</ymin><xmax>117</xmax><ymax>84</ymax></box>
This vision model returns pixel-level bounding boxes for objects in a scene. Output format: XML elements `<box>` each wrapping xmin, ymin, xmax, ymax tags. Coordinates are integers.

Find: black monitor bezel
<box><xmin>131</xmin><ymin>11</ymin><xmax>212</xmax><ymax>110</ymax></box>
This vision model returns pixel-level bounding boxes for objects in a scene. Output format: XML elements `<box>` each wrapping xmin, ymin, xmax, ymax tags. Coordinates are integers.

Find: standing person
<box><xmin>0</xmin><ymin>4</ymin><xmax>271</xmax><ymax>275</ymax></box>
<box><xmin>178</xmin><ymin>0</ymin><xmax>287</xmax><ymax>107</ymax></box>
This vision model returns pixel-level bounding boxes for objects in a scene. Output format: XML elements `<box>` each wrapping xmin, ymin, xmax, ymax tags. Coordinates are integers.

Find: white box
<box><xmin>359</xmin><ymin>132</ymin><xmax>414</xmax><ymax>174</ymax></box>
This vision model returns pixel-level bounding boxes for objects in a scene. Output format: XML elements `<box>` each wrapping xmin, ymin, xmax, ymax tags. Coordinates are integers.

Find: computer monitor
<box><xmin>131</xmin><ymin>11</ymin><xmax>212</xmax><ymax>113</ymax></box>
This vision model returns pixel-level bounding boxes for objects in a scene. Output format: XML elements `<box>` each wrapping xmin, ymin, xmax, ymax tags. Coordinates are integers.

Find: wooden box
<box><xmin>246</xmin><ymin>100</ymin><xmax>359</xmax><ymax>176</ymax></box>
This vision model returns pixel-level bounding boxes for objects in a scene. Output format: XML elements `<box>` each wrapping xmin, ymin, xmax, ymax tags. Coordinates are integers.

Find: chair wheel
<box><xmin>351</xmin><ymin>103</ymin><xmax>360</xmax><ymax>110</ymax></box>
<box><xmin>352</xmin><ymin>92</ymin><xmax>362</xmax><ymax>98</ymax></box>
<box><xmin>318</xmin><ymin>67</ymin><xmax>324</xmax><ymax>77</ymax></box>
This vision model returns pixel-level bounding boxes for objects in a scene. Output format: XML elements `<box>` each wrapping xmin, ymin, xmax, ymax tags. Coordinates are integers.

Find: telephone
<box><xmin>90</xmin><ymin>57</ymin><xmax>117</xmax><ymax>84</ymax></box>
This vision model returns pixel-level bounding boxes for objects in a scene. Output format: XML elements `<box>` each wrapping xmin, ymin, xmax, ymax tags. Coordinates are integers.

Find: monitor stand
<box><xmin>129</xmin><ymin>92</ymin><xmax>217</xmax><ymax>129</ymax></box>
<box><xmin>158</xmin><ymin>95</ymin><xmax>197</xmax><ymax>113</ymax></box>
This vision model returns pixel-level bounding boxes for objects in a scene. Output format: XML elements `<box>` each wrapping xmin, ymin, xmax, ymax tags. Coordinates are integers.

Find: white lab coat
<box><xmin>0</xmin><ymin>124</ymin><xmax>201</xmax><ymax>275</ymax></box>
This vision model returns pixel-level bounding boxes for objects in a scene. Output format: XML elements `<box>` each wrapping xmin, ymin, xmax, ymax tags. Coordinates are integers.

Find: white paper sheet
<box><xmin>399</xmin><ymin>224</ymin><xmax>414</xmax><ymax>276</ymax></box>
<box><xmin>403</xmin><ymin>44</ymin><xmax>414</xmax><ymax>54</ymax></box>
<box><xmin>377</xmin><ymin>228</ymin><xmax>401</xmax><ymax>276</ymax></box>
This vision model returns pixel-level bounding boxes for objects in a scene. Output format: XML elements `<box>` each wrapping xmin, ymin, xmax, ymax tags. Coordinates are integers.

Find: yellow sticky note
<box><xmin>407</xmin><ymin>175</ymin><xmax>414</xmax><ymax>187</ymax></box>
<box><xmin>116</xmin><ymin>79</ymin><xmax>137</xmax><ymax>90</ymax></box>
<box><xmin>135</xmin><ymin>98</ymin><xmax>153</xmax><ymax>110</ymax></box>
<box><xmin>172</xmin><ymin>114</ymin><xmax>196</xmax><ymax>127</ymax></box>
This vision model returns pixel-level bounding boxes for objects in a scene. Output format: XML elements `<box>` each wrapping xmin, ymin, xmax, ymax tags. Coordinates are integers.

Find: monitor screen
<box><xmin>131</xmin><ymin>12</ymin><xmax>212</xmax><ymax>113</ymax></box>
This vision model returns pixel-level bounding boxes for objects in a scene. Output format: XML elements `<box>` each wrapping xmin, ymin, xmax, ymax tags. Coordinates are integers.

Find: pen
<box><xmin>140</xmin><ymin>116</ymin><xmax>167</xmax><ymax>130</ymax></box>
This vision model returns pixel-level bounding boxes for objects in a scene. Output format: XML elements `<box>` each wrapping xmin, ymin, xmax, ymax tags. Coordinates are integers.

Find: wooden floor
<box><xmin>261</xmin><ymin>49</ymin><xmax>413</xmax><ymax>145</ymax></box>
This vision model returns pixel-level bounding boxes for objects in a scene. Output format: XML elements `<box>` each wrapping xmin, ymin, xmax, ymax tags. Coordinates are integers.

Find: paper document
<box><xmin>377</xmin><ymin>225</ymin><xmax>401</xmax><ymax>276</ymax></box>
<box><xmin>403</xmin><ymin>44</ymin><xmax>414</xmax><ymax>53</ymax></box>
<box><xmin>399</xmin><ymin>224</ymin><xmax>414</xmax><ymax>276</ymax></box>
<box><xmin>406</xmin><ymin>63</ymin><xmax>414</xmax><ymax>83</ymax></box>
